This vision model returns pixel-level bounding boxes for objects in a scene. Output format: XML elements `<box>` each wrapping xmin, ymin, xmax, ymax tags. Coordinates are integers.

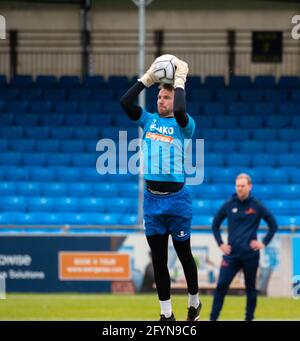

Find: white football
<box><xmin>153</xmin><ymin>54</ymin><xmax>177</xmax><ymax>84</ymax></box>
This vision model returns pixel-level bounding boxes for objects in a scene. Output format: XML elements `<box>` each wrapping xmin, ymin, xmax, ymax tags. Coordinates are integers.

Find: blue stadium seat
<box><xmin>210</xmin><ymin>168</ymin><xmax>236</xmax><ymax>183</ymax></box>
<box><xmin>229</xmin><ymin>75</ymin><xmax>252</xmax><ymax>89</ymax></box>
<box><xmin>29</xmin><ymin>101</ymin><xmax>52</xmax><ymax>114</ymax></box>
<box><xmin>120</xmin><ymin>214</ymin><xmax>138</xmax><ymax>225</ymax></box>
<box><xmin>253</xmin><ymin>129</ymin><xmax>277</xmax><ymax>141</ymax></box>
<box><xmin>213</xmin><ymin>116</ymin><xmax>237</xmax><ymax>128</ymax></box>
<box><xmin>47</xmin><ymin>153</ymin><xmax>71</xmax><ymax>166</ymax></box>
<box><xmin>64</xmin><ymin>114</ymin><xmax>87</xmax><ymax>126</ymax></box>
<box><xmin>252</xmin><ymin>154</ymin><xmax>277</xmax><ymax>167</ymax></box>
<box><xmin>96</xmin><ymin>213</ymin><xmax>121</xmax><ymax>225</ymax></box>
<box><xmin>291</xmin><ymin>142</ymin><xmax>300</xmax><ymax>154</ymax></box>
<box><xmin>0</xmin><ymin>152</ymin><xmax>21</xmax><ymax>165</ymax></box>
<box><xmin>100</xmin><ymin>127</ymin><xmax>120</xmax><ymax>140</ymax></box>
<box><xmin>27</xmin><ymin>197</ymin><xmax>54</xmax><ymax>212</ymax></box>
<box><xmin>107</xmin><ymin>75</ymin><xmax>129</xmax><ymax>88</ymax></box>
<box><xmin>102</xmin><ymin>101</ymin><xmax>122</xmax><ymax>114</ymax></box>
<box><xmin>78</xmin><ymin>101</ymin><xmax>102</xmax><ymax>113</ymax></box>
<box><xmin>211</xmin><ymin>141</ymin><xmax>237</xmax><ymax>153</ymax></box>
<box><xmin>78</xmin><ymin>197</ymin><xmax>105</xmax><ymax>212</ymax></box>
<box><xmin>204</xmin><ymin>76</ymin><xmax>225</xmax><ymax>88</ymax></box>
<box><xmin>226</xmin><ymin>153</ymin><xmax>251</xmax><ymax>167</ymax></box>
<box><xmin>0</xmin><ymin>74</ymin><xmax>7</xmax><ymax>87</ymax></box>
<box><xmin>239</xmin><ymin>141</ymin><xmax>264</xmax><ymax>153</ymax></box>
<box><xmin>0</xmin><ymin>212</ymin><xmax>23</xmax><ymax>224</ymax></box>
<box><xmin>82</xmin><ymin>75</ymin><xmax>105</xmax><ymax>88</ymax></box>
<box><xmin>290</xmin><ymin>90</ymin><xmax>300</xmax><ymax>102</ymax></box>
<box><xmin>43</xmin><ymin>89</ymin><xmax>66</xmax><ymax>101</ymax></box>
<box><xmin>35</xmin><ymin>140</ymin><xmax>60</xmax><ymax>152</ymax></box>
<box><xmin>117</xmin><ymin>183</ymin><xmax>139</xmax><ymax>198</ymax></box>
<box><xmin>265</xmin><ymin>142</ymin><xmax>289</xmax><ymax>154</ymax></box>
<box><xmin>87</xmin><ymin>114</ymin><xmax>113</xmax><ymax>126</ymax></box>
<box><xmin>253</xmin><ymin>75</ymin><xmax>275</xmax><ymax>88</ymax></box>
<box><xmin>14</xmin><ymin>114</ymin><xmax>39</xmax><ymax>126</ymax></box>
<box><xmin>274</xmin><ymin>184</ymin><xmax>300</xmax><ymax>199</ymax></box>
<box><xmin>202</xmin><ymin>103</ymin><xmax>226</xmax><ymax>115</ymax></box>
<box><xmin>16</xmin><ymin>182</ymin><xmax>41</xmax><ymax>196</ymax></box>
<box><xmin>215</xmin><ymin>89</ymin><xmax>239</xmax><ymax>102</ymax></box>
<box><xmin>262</xmin><ymin>168</ymin><xmax>289</xmax><ymax>184</ymax></box>
<box><xmin>50</xmin><ymin>127</ymin><xmax>74</xmax><ymax>140</ymax></box>
<box><xmin>91</xmin><ymin>88</ymin><xmax>115</xmax><ymax>101</ymax></box>
<box><xmin>36</xmin><ymin>75</ymin><xmax>57</xmax><ymax>88</ymax></box>
<box><xmin>264</xmin><ymin>90</ymin><xmax>287</xmax><ymax>102</ymax></box>
<box><xmin>251</xmin><ymin>185</ymin><xmax>273</xmax><ymax>199</ymax></box>
<box><xmin>192</xmin><ymin>200</ymin><xmax>212</xmax><ymax>215</ymax></box>
<box><xmin>266</xmin><ymin>200</ymin><xmax>291</xmax><ymax>215</ymax></box>
<box><xmin>226</xmin><ymin>129</ymin><xmax>250</xmax><ymax>141</ymax></box>
<box><xmin>81</xmin><ymin>168</ymin><xmax>103</xmax><ymax>182</ymax></box>
<box><xmin>199</xmin><ymin>129</ymin><xmax>225</xmax><ymax>141</ymax></box>
<box><xmin>290</xmin><ymin>201</ymin><xmax>300</xmax><ymax>215</ymax></box>
<box><xmin>276</xmin><ymin>216</ymin><xmax>300</xmax><ymax>228</ymax></box>
<box><xmin>41</xmin><ymin>183</ymin><xmax>67</xmax><ymax>197</ymax></box>
<box><xmin>0</xmin><ymin>182</ymin><xmax>16</xmax><ymax>196</ymax></box>
<box><xmin>291</xmin><ymin>116</ymin><xmax>300</xmax><ymax>128</ymax></box>
<box><xmin>278</xmin><ymin>76</ymin><xmax>300</xmax><ymax>89</ymax></box>
<box><xmin>278</xmin><ymin>154</ymin><xmax>300</xmax><ymax>167</ymax></box>
<box><xmin>252</xmin><ymin>103</ymin><xmax>276</xmax><ymax>116</ymax></box>
<box><xmin>22</xmin><ymin>153</ymin><xmax>46</xmax><ymax>166</ymax></box>
<box><xmin>60</xmin><ymin>140</ymin><xmax>85</xmax><ymax>153</ymax></box>
<box><xmin>278</xmin><ymin>129</ymin><xmax>299</xmax><ymax>141</ymax></box>
<box><xmin>245</xmin><ymin>168</ymin><xmax>264</xmax><ymax>183</ymax></box>
<box><xmin>24</xmin><ymin>127</ymin><xmax>50</xmax><ymax>139</ymax></box>
<box><xmin>55</xmin><ymin>167</ymin><xmax>81</xmax><ymax>182</ymax></box>
<box><xmin>73</xmin><ymin>127</ymin><xmax>100</xmax><ymax>140</ymax></box>
<box><xmin>278</xmin><ymin>103</ymin><xmax>300</xmax><ymax>115</ymax></box>
<box><xmin>0</xmin><ymin>127</ymin><xmax>24</xmax><ymax>139</ymax></box>
<box><xmin>28</xmin><ymin>167</ymin><xmax>55</xmax><ymax>182</ymax></box>
<box><xmin>6</xmin><ymin>100</ymin><xmax>28</xmax><ymax>113</ymax></box>
<box><xmin>54</xmin><ymin>197</ymin><xmax>79</xmax><ymax>212</ymax></box>
<box><xmin>11</xmin><ymin>75</ymin><xmax>33</xmax><ymax>87</ymax></box>
<box><xmin>227</xmin><ymin>103</ymin><xmax>251</xmax><ymax>116</ymax></box>
<box><xmin>67</xmin><ymin>182</ymin><xmax>92</xmax><ymax>197</ymax></box>
<box><xmin>113</xmin><ymin>115</ymin><xmax>136</xmax><ymax>127</ymax></box>
<box><xmin>193</xmin><ymin>215</ymin><xmax>213</xmax><ymax>226</ymax></box>
<box><xmin>68</xmin><ymin>89</ymin><xmax>91</xmax><ymax>101</ymax></box>
<box><xmin>185</xmin><ymin>75</ymin><xmax>202</xmax><ymax>89</ymax></box>
<box><xmin>19</xmin><ymin>89</ymin><xmax>42</xmax><ymax>101</ymax></box>
<box><xmin>58</xmin><ymin>75</ymin><xmax>81</xmax><ymax>88</ymax></box>
<box><xmin>190</xmin><ymin>90</ymin><xmax>213</xmax><ymax>102</ymax></box>
<box><xmin>104</xmin><ymin>198</ymin><xmax>137</xmax><ymax>213</ymax></box>
<box><xmin>198</xmin><ymin>184</ymin><xmax>230</xmax><ymax>199</ymax></box>
<box><xmin>0</xmin><ymin>196</ymin><xmax>26</xmax><ymax>211</ymax></box>
<box><xmin>72</xmin><ymin>153</ymin><xmax>96</xmax><ymax>167</ymax></box>
<box><xmin>0</xmin><ymin>139</ymin><xmax>8</xmax><ymax>151</ymax></box>
<box><xmin>9</xmin><ymin>139</ymin><xmax>35</xmax><ymax>152</ymax></box>
<box><xmin>240</xmin><ymin>90</ymin><xmax>264</xmax><ymax>102</ymax></box>
<box><xmin>0</xmin><ymin>89</ymin><xmax>19</xmax><ymax>101</ymax></box>
<box><xmin>239</xmin><ymin>116</ymin><xmax>264</xmax><ymax>129</ymax></box>
<box><xmin>4</xmin><ymin>167</ymin><xmax>28</xmax><ymax>181</ymax></box>
<box><xmin>265</xmin><ymin>115</ymin><xmax>291</xmax><ymax>129</ymax></box>
<box><xmin>54</xmin><ymin>100</ymin><xmax>78</xmax><ymax>114</ymax></box>
<box><xmin>194</xmin><ymin>116</ymin><xmax>213</xmax><ymax>129</ymax></box>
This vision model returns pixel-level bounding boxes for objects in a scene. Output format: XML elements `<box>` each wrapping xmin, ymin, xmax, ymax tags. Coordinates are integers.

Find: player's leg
<box><xmin>242</xmin><ymin>255</ymin><xmax>259</xmax><ymax>321</ymax></box>
<box><xmin>146</xmin><ymin>233</ymin><xmax>175</xmax><ymax>320</ymax></box>
<box><xmin>172</xmin><ymin>236</ymin><xmax>201</xmax><ymax>321</ymax></box>
<box><xmin>210</xmin><ymin>257</ymin><xmax>241</xmax><ymax>321</ymax></box>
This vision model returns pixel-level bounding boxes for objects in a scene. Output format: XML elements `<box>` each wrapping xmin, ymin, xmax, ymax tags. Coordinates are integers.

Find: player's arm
<box><xmin>120</xmin><ymin>61</ymin><xmax>158</xmax><ymax>121</ymax></box>
<box><xmin>173</xmin><ymin>59</ymin><xmax>189</xmax><ymax>128</ymax></box>
<box><xmin>259</xmin><ymin>202</ymin><xmax>278</xmax><ymax>246</ymax></box>
<box><xmin>212</xmin><ymin>203</ymin><xmax>231</xmax><ymax>254</ymax></box>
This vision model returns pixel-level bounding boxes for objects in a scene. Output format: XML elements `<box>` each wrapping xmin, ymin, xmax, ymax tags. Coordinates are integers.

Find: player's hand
<box><xmin>174</xmin><ymin>58</ymin><xmax>189</xmax><ymax>89</ymax></box>
<box><xmin>250</xmin><ymin>240</ymin><xmax>265</xmax><ymax>251</ymax></box>
<box><xmin>138</xmin><ymin>61</ymin><xmax>159</xmax><ymax>88</ymax></box>
<box><xmin>220</xmin><ymin>243</ymin><xmax>231</xmax><ymax>255</ymax></box>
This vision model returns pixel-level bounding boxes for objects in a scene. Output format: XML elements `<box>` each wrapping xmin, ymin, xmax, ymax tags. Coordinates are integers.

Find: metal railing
<box><xmin>0</xmin><ymin>29</ymin><xmax>299</xmax><ymax>79</ymax></box>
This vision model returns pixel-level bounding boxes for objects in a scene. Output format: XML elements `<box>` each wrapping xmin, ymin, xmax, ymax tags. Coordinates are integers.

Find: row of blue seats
<box><xmin>1</xmin><ymin>100</ymin><xmax>300</xmax><ymax>116</ymax></box>
<box><xmin>0</xmin><ymin>196</ymin><xmax>137</xmax><ymax>213</ymax></box>
<box><xmin>0</xmin><ymin>127</ymin><xmax>299</xmax><ymax>141</ymax></box>
<box><xmin>2</xmin><ymin>112</ymin><xmax>300</xmax><ymax>129</ymax></box>
<box><xmin>1</xmin><ymin>139</ymin><xmax>300</xmax><ymax>154</ymax></box>
<box><xmin>0</xmin><ymin>197</ymin><xmax>298</xmax><ymax>215</ymax></box>
<box><xmin>2</xmin><ymin>88</ymin><xmax>300</xmax><ymax>102</ymax></box>
<box><xmin>0</xmin><ymin>152</ymin><xmax>299</xmax><ymax>167</ymax></box>
<box><xmin>0</xmin><ymin>212</ymin><xmax>298</xmax><ymax>227</ymax></box>
<box><xmin>0</xmin><ymin>182</ymin><xmax>299</xmax><ymax>199</ymax></box>
<box><xmin>1</xmin><ymin>75</ymin><xmax>299</xmax><ymax>89</ymax></box>
<box><xmin>0</xmin><ymin>166</ymin><xmax>298</xmax><ymax>184</ymax></box>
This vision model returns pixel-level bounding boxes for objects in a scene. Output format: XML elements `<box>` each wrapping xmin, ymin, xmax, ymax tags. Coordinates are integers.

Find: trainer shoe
<box><xmin>187</xmin><ymin>302</ymin><xmax>202</xmax><ymax>321</ymax></box>
<box><xmin>159</xmin><ymin>313</ymin><xmax>176</xmax><ymax>321</ymax></box>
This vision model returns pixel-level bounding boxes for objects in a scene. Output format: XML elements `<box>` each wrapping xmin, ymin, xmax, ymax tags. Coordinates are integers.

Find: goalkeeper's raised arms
<box><xmin>174</xmin><ymin>58</ymin><xmax>189</xmax><ymax>90</ymax></box>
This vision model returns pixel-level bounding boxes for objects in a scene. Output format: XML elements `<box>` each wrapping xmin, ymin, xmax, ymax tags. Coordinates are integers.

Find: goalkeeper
<box><xmin>120</xmin><ymin>57</ymin><xmax>201</xmax><ymax>321</ymax></box>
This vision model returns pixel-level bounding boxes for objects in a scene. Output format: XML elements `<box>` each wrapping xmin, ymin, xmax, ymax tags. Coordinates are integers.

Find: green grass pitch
<box><xmin>0</xmin><ymin>294</ymin><xmax>299</xmax><ymax>321</ymax></box>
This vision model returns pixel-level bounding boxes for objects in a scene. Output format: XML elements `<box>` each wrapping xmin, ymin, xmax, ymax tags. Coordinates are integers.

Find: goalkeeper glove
<box><xmin>138</xmin><ymin>61</ymin><xmax>158</xmax><ymax>88</ymax></box>
<box><xmin>174</xmin><ymin>58</ymin><xmax>189</xmax><ymax>89</ymax></box>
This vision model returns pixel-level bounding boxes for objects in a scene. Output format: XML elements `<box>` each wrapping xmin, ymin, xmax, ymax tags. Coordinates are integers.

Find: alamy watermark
<box><xmin>0</xmin><ymin>15</ymin><xmax>6</xmax><ymax>40</ymax></box>
<box><xmin>95</xmin><ymin>131</ymin><xmax>204</xmax><ymax>185</ymax></box>
<box><xmin>291</xmin><ymin>15</ymin><xmax>300</xmax><ymax>39</ymax></box>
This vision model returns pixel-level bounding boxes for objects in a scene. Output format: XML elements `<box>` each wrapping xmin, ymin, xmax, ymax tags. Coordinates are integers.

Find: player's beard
<box><xmin>158</xmin><ymin>106</ymin><xmax>173</xmax><ymax>117</ymax></box>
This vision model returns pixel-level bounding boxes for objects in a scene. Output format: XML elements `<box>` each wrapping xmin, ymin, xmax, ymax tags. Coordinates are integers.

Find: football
<box><xmin>153</xmin><ymin>54</ymin><xmax>177</xmax><ymax>84</ymax></box>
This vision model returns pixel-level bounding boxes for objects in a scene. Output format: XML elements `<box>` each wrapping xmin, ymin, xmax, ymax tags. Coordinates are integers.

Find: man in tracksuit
<box><xmin>210</xmin><ymin>173</ymin><xmax>278</xmax><ymax>321</ymax></box>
